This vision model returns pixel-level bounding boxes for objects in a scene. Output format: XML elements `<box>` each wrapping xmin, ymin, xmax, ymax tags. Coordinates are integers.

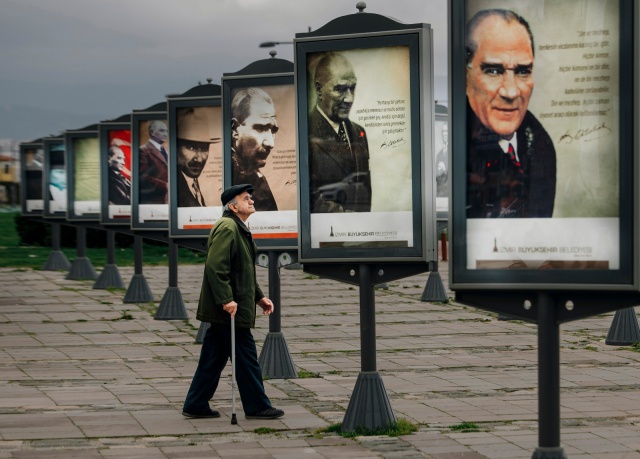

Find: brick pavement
<box><xmin>0</xmin><ymin>261</ymin><xmax>639</xmax><ymax>458</ymax></box>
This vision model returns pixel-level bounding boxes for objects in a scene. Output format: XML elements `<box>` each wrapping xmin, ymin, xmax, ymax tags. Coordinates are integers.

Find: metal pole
<box><xmin>341</xmin><ymin>263</ymin><xmax>395</xmax><ymax>431</ymax></box>
<box><xmin>268</xmin><ymin>251</ymin><xmax>281</xmax><ymax>333</ymax></box>
<box><xmin>168</xmin><ymin>239</ymin><xmax>178</xmax><ymax>287</ymax></box>
<box><xmin>134</xmin><ymin>235</ymin><xmax>143</xmax><ymax>275</ymax></box>
<box><xmin>43</xmin><ymin>222</ymin><xmax>71</xmax><ymax>271</ymax></box>
<box><xmin>533</xmin><ymin>292</ymin><xmax>566</xmax><ymax>458</ymax></box>
<box><xmin>107</xmin><ymin>230</ymin><xmax>116</xmax><ymax>265</ymax></box>
<box><xmin>257</xmin><ymin>250</ymin><xmax>297</xmax><ymax>379</ymax></box>
<box><xmin>77</xmin><ymin>226</ymin><xmax>86</xmax><ymax>258</ymax></box>
<box><xmin>359</xmin><ymin>263</ymin><xmax>376</xmax><ymax>372</ymax></box>
<box><xmin>52</xmin><ymin>223</ymin><xmax>61</xmax><ymax>251</ymax></box>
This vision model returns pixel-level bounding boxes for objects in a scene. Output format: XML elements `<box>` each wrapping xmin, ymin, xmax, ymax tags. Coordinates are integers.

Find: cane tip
<box><xmin>231</xmin><ymin>414</ymin><xmax>237</xmax><ymax>425</ymax></box>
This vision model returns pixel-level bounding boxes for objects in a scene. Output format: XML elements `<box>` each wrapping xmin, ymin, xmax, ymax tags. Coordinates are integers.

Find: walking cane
<box><xmin>230</xmin><ymin>315</ymin><xmax>237</xmax><ymax>425</ymax></box>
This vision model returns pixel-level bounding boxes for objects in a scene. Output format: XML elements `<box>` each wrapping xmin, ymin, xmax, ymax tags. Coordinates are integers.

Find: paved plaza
<box><xmin>1</xmin><ymin>259</ymin><xmax>640</xmax><ymax>458</ymax></box>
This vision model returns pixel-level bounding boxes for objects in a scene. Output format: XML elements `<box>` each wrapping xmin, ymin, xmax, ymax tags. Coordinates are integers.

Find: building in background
<box><xmin>0</xmin><ymin>139</ymin><xmax>21</xmax><ymax>205</ymax></box>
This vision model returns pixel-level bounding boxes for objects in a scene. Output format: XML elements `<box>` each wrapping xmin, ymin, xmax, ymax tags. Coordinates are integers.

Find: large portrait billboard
<box><xmin>222</xmin><ymin>73</ymin><xmax>297</xmax><ymax>249</ymax></box>
<box><xmin>20</xmin><ymin>140</ymin><xmax>44</xmax><ymax>215</ymax></box>
<box><xmin>168</xmin><ymin>84</ymin><xmax>223</xmax><ymax>238</ymax></box>
<box><xmin>43</xmin><ymin>136</ymin><xmax>66</xmax><ymax>218</ymax></box>
<box><xmin>100</xmin><ymin>117</ymin><xmax>132</xmax><ymax>225</ymax></box>
<box><xmin>450</xmin><ymin>0</ymin><xmax>635</xmax><ymax>289</ymax></box>
<box><xmin>131</xmin><ymin>103</ymin><xmax>168</xmax><ymax>231</ymax></box>
<box><xmin>296</xmin><ymin>29</ymin><xmax>436</xmax><ymax>263</ymax></box>
<box><xmin>65</xmin><ymin>125</ymin><xmax>100</xmax><ymax>221</ymax></box>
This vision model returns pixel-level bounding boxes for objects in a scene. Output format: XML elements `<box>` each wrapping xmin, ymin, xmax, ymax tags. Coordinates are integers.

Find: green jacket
<box><xmin>195</xmin><ymin>210</ymin><xmax>264</xmax><ymax>328</ymax></box>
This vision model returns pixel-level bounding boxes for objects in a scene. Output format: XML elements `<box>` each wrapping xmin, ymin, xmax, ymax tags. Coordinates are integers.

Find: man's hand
<box><xmin>223</xmin><ymin>301</ymin><xmax>238</xmax><ymax>318</ymax></box>
<box><xmin>257</xmin><ymin>297</ymin><xmax>274</xmax><ymax>315</ymax></box>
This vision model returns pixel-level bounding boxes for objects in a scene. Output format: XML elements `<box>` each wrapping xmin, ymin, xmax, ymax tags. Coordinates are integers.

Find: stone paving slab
<box><xmin>1</xmin><ymin>262</ymin><xmax>640</xmax><ymax>458</ymax></box>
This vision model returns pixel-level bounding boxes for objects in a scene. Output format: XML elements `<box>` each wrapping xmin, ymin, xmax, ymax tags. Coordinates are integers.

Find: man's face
<box><xmin>316</xmin><ymin>60</ymin><xmax>357</xmax><ymax>123</ymax></box>
<box><xmin>233</xmin><ymin>98</ymin><xmax>278</xmax><ymax>172</ymax></box>
<box><xmin>466</xmin><ymin>16</ymin><xmax>534</xmax><ymax>137</ymax></box>
<box><xmin>108</xmin><ymin>148</ymin><xmax>126</xmax><ymax>171</ymax></box>
<box><xmin>230</xmin><ymin>191</ymin><xmax>255</xmax><ymax>220</ymax></box>
<box><xmin>442</xmin><ymin>125</ymin><xmax>449</xmax><ymax>144</ymax></box>
<box><xmin>177</xmin><ymin>140</ymin><xmax>210</xmax><ymax>178</ymax></box>
<box><xmin>150</xmin><ymin>122</ymin><xmax>168</xmax><ymax>144</ymax></box>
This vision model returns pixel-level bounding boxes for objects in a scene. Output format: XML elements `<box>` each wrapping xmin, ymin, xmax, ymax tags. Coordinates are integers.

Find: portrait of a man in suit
<box><xmin>107</xmin><ymin>145</ymin><xmax>131</xmax><ymax>205</ymax></box>
<box><xmin>176</xmin><ymin>107</ymin><xmax>219</xmax><ymax>207</ymax></box>
<box><xmin>231</xmin><ymin>87</ymin><xmax>279</xmax><ymax>212</ymax></box>
<box><xmin>139</xmin><ymin>120</ymin><xmax>169</xmax><ymax>204</ymax></box>
<box><xmin>308</xmin><ymin>52</ymin><xmax>372</xmax><ymax>213</ymax></box>
<box><xmin>466</xmin><ymin>8</ymin><xmax>556</xmax><ymax>218</ymax></box>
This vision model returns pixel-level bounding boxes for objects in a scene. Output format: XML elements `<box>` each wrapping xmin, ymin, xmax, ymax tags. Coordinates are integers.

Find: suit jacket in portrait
<box><xmin>466</xmin><ymin>102</ymin><xmax>556</xmax><ymax>218</ymax></box>
<box><xmin>232</xmin><ymin>161</ymin><xmax>277</xmax><ymax>212</ymax></box>
<box><xmin>177</xmin><ymin>173</ymin><xmax>204</xmax><ymax>208</ymax></box>
<box><xmin>139</xmin><ymin>142</ymin><xmax>168</xmax><ymax>204</ymax></box>
<box><xmin>435</xmin><ymin>144</ymin><xmax>448</xmax><ymax>198</ymax></box>
<box><xmin>308</xmin><ymin>108</ymin><xmax>371</xmax><ymax>213</ymax></box>
<box><xmin>108</xmin><ymin>169</ymin><xmax>131</xmax><ymax>205</ymax></box>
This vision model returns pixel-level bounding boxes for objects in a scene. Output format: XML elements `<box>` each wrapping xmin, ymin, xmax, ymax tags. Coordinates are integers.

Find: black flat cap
<box><xmin>221</xmin><ymin>184</ymin><xmax>254</xmax><ymax>206</ymax></box>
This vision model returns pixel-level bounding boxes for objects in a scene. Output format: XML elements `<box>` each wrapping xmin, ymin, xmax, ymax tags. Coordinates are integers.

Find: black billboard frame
<box><xmin>167</xmin><ymin>83</ymin><xmax>223</xmax><ymax>239</ymax></box>
<box><xmin>295</xmin><ymin>26</ymin><xmax>436</xmax><ymax>264</ymax></box>
<box><xmin>65</xmin><ymin>125</ymin><xmax>100</xmax><ymax>222</ymax></box>
<box><xmin>130</xmin><ymin>102</ymin><xmax>169</xmax><ymax>231</ymax></box>
<box><xmin>19</xmin><ymin>138</ymin><xmax>45</xmax><ymax>217</ymax></box>
<box><xmin>100</xmin><ymin>114</ymin><xmax>133</xmax><ymax>226</ymax></box>
<box><xmin>449</xmin><ymin>0</ymin><xmax>637</xmax><ymax>291</ymax></box>
<box><xmin>222</xmin><ymin>59</ymin><xmax>298</xmax><ymax>251</ymax></box>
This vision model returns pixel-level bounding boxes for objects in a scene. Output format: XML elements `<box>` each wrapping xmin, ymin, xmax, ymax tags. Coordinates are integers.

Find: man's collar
<box><xmin>181</xmin><ymin>171</ymin><xmax>197</xmax><ymax>192</ymax></box>
<box><xmin>498</xmin><ymin>134</ymin><xmax>518</xmax><ymax>155</ymax></box>
<box><xmin>223</xmin><ymin>209</ymin><xmax>251</xmax><ymax>233</ymax></box>
<box><xmin>149</xmin><ymin>138</ymin><xmax>163</xmax><ymax>151</ymax></box>
<box><xmin>316</xmin><ymin>106</ymin><xmax>341</xmax><ymax>134</ymax></box>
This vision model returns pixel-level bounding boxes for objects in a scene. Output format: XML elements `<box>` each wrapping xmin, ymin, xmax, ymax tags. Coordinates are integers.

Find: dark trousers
<box><xmin>183</xmin><ymin>322</ymin><xmax>271</xmax><ymax>415</ymax></box>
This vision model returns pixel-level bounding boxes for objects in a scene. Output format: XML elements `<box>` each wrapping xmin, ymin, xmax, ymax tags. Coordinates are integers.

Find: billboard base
<box><xmin>42</xmin><ymin>250</ymin><xmax>71</xmax><ymax>271</ymax></box>
<box><xmin>93</xmin><ymin>264</ymin><xmax>124</xmax><ymax>289</ymax></box>
<box><xmin>605</xmin><ymin>307</ymin><xmax>640</xmax><ymax>345</ymax></box>
<box><xmin>259</xmin><ymin>332</ymin><xmax>297</xmax><ymax>379</ymax></box>
<box><xmin>123</xmin><ymin>274</ymin><xmax>154</xmax><ymax>303</ymax></box>
<box><xmin>66</xmin><ymin>257</ymin><xmax>98</xmax><ymax>280</ymax></box>
<box><xmin>421</xmin><ymin>270</ymin><xmax>447</xmax><ymax>302</ymax></box>
<box><xmin>155</xmin><ymin>287</ymin><xmax>188</xmax><ymax>320</ymax></box>
<box><xmin>342</xmin><ymin>371</ymin><xmax>396</xmax><ymax>432</ymax></box>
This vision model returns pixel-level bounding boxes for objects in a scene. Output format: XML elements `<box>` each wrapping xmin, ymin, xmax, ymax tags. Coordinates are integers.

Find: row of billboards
<box><xmin>20</xmin><ymin>12</ymin><xmax>441</xmax><ymax>266</ymax></box>
<box><xmin>19</xmin><ymin>0</ymin><xmax>640</xmax><ymax>292</ymax></box>
<box><xmin>21</xmin><ymin>82</ymin><xmax>298</xmax><ymax>246</ymax></box>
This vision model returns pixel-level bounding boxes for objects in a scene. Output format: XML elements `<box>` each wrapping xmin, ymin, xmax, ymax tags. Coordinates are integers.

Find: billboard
<box><xmin>168</xmin><ymin>84</ymin><xmax>223</xmax><ymax>238</ymax></box>
<box><xmin>296</xmin><ymin>25</ymin><xmax>437</xmax><ymax>263</ymax></box>
<box><xmin>449</xmin><ymin>0</ymin><xmax>636</xmax><ymax>289</ymax></box>
<box><xmin>131</xmin><ymin>102</ymin><xmax>169</xmax><ymax>230</ymax></box>
<box><xmin>100</xmin><ymin>115</ymin><xmax>132</xmax><ymax>225</ymax></box>
<box><xmin>20</xmin><ymin>139</ymin><xmax>44</xmax><ymax>215</ymax></box>
<box><xmin>222</xmin><ymin>60</ymin><xmax>298</xmax><ymax>249</ymax></box>
<box><xmin>65</xmin><ymin>125</ymin><xmax>100</xmax><ymax>221</ymax></box>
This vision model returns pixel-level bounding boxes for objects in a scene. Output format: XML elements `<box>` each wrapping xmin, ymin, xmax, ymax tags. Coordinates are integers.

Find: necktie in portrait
<box><xmin>507</xmin><ymin>143</ymin><xmax>520</xmax><ymax>167</ymax></box>
<box><xmin>338</xmin><ymin>123</ymin><xmax>350</xmax><ymax>147</ymax></box>
<box><xmin>192</xmin><ymin>178</ymin><xmax>205</xmax><ymax>206</ymax></box>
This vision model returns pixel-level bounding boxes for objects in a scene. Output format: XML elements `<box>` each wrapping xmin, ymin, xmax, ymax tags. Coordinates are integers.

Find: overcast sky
<box><xmin>0</xmin><ymin>0</ymin><xmax>448</xmax><ymax>141</ymax></box>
